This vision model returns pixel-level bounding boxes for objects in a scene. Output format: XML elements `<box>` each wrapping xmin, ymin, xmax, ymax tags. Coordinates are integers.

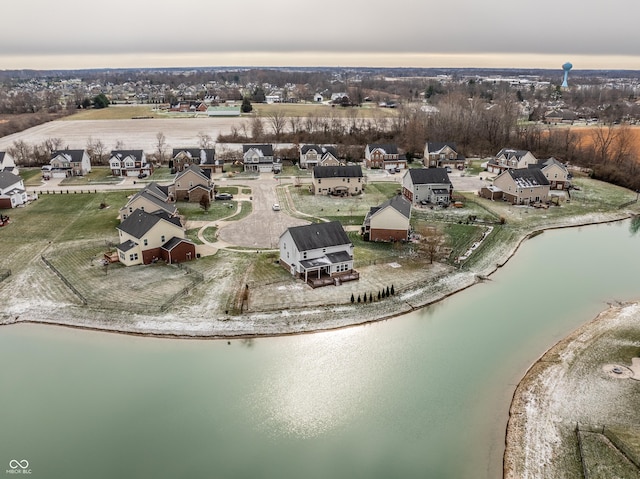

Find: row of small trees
<box><xmin>351</xmin><ymin>285</ymin><xmax>395</xmax><ymax>304</ymax></box>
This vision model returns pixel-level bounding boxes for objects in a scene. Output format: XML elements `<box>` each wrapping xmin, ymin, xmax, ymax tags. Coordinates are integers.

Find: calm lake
<box><xmin>1</xmin><ymin>219</ymin><xmax>639</xmax><ymax>478</ymax></box>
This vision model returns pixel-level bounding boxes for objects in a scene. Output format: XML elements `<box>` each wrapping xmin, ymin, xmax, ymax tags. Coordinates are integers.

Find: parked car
<box><xmin>272</xmin><ymin>203</ymin><xmax>281</xmax><ymax>211</ymax></box>
<box><xmin>215</xmin><ymin>193</ymin><xmax>233</xmax><ymax>200</ymax></box>
<box><xmin>445</xmin><ymin>166</ymin><xmax>452</xmax><ymax>173</ymax></box>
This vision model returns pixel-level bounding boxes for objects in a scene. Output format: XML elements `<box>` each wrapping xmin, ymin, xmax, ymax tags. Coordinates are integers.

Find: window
<box><xmin>143</xmin><ymin>239</ymin><xmax>148</xmax><ymax>246</ymax></box>
<box><xmin>129</xmin><ymin>253</ymin><xmax>138</xmax><ymax>261</ymax></box>
<box><xmin>161</xmin><ymin>235</ymin><xmax>166</xmax><ymax>243</ymax></box>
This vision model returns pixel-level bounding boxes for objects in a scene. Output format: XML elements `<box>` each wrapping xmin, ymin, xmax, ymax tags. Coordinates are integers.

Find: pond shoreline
<box><xmin>1</xmin><ymin>213</ymin><xmax>632</xmax><ymax>340</ymax></box>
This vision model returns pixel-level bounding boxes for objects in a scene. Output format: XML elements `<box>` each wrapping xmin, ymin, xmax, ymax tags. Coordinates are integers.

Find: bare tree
<box><xmin>197</xmin><ymin>131</ymin><xmax>214</xmax><ymax>149</ymax></box>
<box><xmin>155</xmin><ymin>132</ymin><xmax>168</xmax><ymax>164</ymax></box>
<box><xmin>8</xmin><ymin>140</ymin><xmax>32</xmax><ymax>166</ymax></box>
<box><xmin>86</xmin><ymin>137</ymin><xmax>107</xmax><ymax>165</ymax></box>
<box><xmin>267</xmin><ymin>110</ymin><xmax>287</xmax><ymax>141</ymax></box>
<box><xmin>249</xmin><ymin>117</ymin><xmax>264</xmax><ymax>141</ymax></box>
<box><xmin>415</xmin><ymin>224</ymin><xmax>447</xmax><ymax>264</ymax></box>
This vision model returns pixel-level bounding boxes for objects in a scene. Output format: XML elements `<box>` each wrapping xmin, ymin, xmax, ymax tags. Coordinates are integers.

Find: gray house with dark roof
<box><xmin>116</xmin><ymin>209</ymin><xmax>193</xmax><ymax>266</ymax></box>
<box><xmin>243</xmin><ymin>144</ymin><xmax>280</xmax><ymax>173</ymax></box>
<box><xmin>279</xmin><ymin>221</ymin><xmax>358</xmax><ymax>287</ymax></box>
<box><xmin>402</xmin><ymin>168</ymin><xmax>453</xmax><ymax>205</ymax></box>
<box><xmin>363</xmin><ymin>195</ymin><xmax>412</xmax><ymax>242</ymax></box>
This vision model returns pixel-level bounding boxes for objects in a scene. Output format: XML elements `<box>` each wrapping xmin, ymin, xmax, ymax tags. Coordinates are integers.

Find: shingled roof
<box><xmin>406</xmin><ymin>168</ymin><xmax>451</xmax><ymax>185</ymax></box>
<box><xmin>313</xmin><ymin>165</ymin><xmax>362</xmax><ymax>178</ymax></box>
<box><xmin>506</xmin><ymin>168</ymin><xmax>550</xmax><ymax>187</ymax></box>
<box><xmin>117</xmin><ymin>209</ymin><xmax>182</xmax><ymax>239</ymax></box>
<box><xmin>285</xmin><ymin>221</ymin><xmax>351</xmax><ymax>252</ymax></box>
<box><xmin>51</xmin><ymin>150</ymin><xmax>86</xmax><ymax>163</ymax></box>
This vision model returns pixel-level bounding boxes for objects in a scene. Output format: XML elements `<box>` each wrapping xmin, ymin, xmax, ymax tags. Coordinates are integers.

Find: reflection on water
<box><xmin>249</xmin><ymin>328</ymin><xmax>390</xmax><ymax>439</ymax></box>
<box><xmin>0</xmin><ymin>220</ymin><xmax>639</xmax><ymax>479</ymax></box>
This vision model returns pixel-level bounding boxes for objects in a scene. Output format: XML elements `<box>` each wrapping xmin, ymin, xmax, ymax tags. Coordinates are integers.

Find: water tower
<box><xmin>561</xmin><ymin>62</ymin><xmax>573</xmax><ymax>88</ymax></box>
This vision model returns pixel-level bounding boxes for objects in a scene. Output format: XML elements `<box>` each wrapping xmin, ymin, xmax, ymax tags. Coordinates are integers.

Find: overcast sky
<box><xmin>3</xmin><ymin>0</ymin><xmax>640</xmax><ymax>70</ymax></box>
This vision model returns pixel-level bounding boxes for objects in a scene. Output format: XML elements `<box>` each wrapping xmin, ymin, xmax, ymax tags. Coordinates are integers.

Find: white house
<box><xmin>0</xmin><ymin>152</ymin><xmax>18</xmax><ymax>175</ymax></box>
<box><xmin>109</xmin><ymin>150</ymin><xmax>152</xmax><ymax>177</ymax></box>
<box><xmin>279</xmin><ymin>221</ymin><xmax>358</xmax><ymax>287</ymax></box>
<box><xmin>0</xmin><ymin>171</ymin><xmax>27</xmax><ymax>209</ymax></box>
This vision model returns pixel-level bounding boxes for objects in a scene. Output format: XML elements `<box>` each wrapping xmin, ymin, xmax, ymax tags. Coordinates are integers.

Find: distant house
<box><xmin>172</xmin><ymin>148</ymin><xmax>221</xmax><ymax>174</ymax></box>
<box><xmin>0</xmin><ymin>152</ymin><xmax>18</xmax><ymax>175</ymax></box>
<box><xmin>480</xmin><ymin>168</ymin><xmax>550</xmax><ymax>205</ymax></box>
<box><xmin>311</xmin><ymin>165</ymin><xmax>364</xmax><ymax>196</ymax></box>
<box><xmin>544</xmin><ymin>109</ymin><xmax>577</xmax><ymax>124</ymax></box>
<box><xmin>169</xmin><ymin>164</ymin><xmax>214</xmax><ymax>202</ymax></box>
<box><xmin>423</xmin><ymin>142</ymin><xmax>466</xmax><ymax>169</ymax></box>
<box><xmin>279</xmin><ymin>221</ymin><xmax>358</xmax><ymax>287</ymax></box>
<box><xmin>0</xmin><ymin>171</ymin><xmax>27</xmax><ymax>209</ymax></box>
<box><xmin>528</xmin><ymin>157</ymin><xmax>570</xmax><ymax>190</ymax></box>
<box><xmin>109</xmin><ymin>150</ymin><xmax>152</xmax><ymax>178</ymax></box>
<box><xmin>402</xmin><ymin>168</ymin><xmax>453</xmax><ymax>205</ymax></box>
<box><xmin>116</xmin><ymin>209</ymin><xmax>194</xmax><ymax>266</ymax></box>
<box><xmin>364</xmin><ymin>144</ymin><xmax>407</xmax><ymax>171</ymax></box>
<box><xmin>299</xmin><ymin>145</ymin><xmax>341</xmax><ymax>169</ymax></box>
<box><xmin>363</xmin><ymin>194</ymin><xmax>412</xmax><ymax>242</ymax></box>
<box><xmin>206</xmin><ymin>106</ymin><xmax>241</xmax><ymax>117</ymax></box>
<box><xmin>242</xmin><ymin>144</ymin><xmax>280</xmax><ymax>173</ymax></box>
<box><xmin>119</xmin><ymin>182</ymin><xmax>176</xmax><ymax>221</ymax></box>
<box><xmin>47</xmin><ymin>150</ymin><xmax>92</xmax><ymax>178</ymax></box>
<box><xmin>486</xmin><ymin>148</ymin><xmax>537</xmax><ymax>174</ymax></box>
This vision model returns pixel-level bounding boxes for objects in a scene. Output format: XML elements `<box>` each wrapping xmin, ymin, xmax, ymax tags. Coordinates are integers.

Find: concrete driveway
<box><xmin>217</xmin><ymin>174</ymin><xmax>309</xmax><ymax>249</ymax></box>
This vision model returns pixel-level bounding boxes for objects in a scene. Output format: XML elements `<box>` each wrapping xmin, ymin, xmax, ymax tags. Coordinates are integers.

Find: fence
<box><xmin>37</xmin><ymin>189</ymin><xmax>99</xmax><ymax>195</ymax></box>
<box><xmin>40</xmin><ymin>255</ymin><xmax>88</xmax><ymax>305</ymax></box>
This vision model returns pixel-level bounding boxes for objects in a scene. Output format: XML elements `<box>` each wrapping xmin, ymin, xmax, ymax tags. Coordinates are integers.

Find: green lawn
<box><xmin>178</xmin><ymin>200</ymin><xmax>239</xmax><ymax>221</ymax></box>
<box><xmin>19</xmin><ymin>168</ymin><xmax>44</xmax><ymax>186</ymax></box>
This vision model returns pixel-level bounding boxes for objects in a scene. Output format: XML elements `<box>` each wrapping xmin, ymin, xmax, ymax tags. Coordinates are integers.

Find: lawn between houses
<box><xmin>1</xmin><ymin>176</ymin><xmax>639</xmax><ymax>321</ymax></box>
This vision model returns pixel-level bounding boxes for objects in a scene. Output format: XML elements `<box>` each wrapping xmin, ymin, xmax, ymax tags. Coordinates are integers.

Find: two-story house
<box><xmin>169</xmin><ymin>165</ymin><xmax>214</xmax><ymax>202</ymax></box>
<box><xmin>364</xmin><ymin>144</ymin><xmax>407</xmax><ymax>171</ymax></box>
<box><xmin>119</xmin><ymin>182</ymin><xmax>177</xmax><ymax>221</ymax></box>
<box><xmin>311</xmin><ymin>165</ymin><xmax>364</xmax><ymax>196</ymax></box>
<box><xmin>481</xmin><ymin>168</ymin><xmax>550</xmax><ymax>205</ymax></box>
<box><xmin>0</xmin><ymin>171</ymin><xmax>27</xmax><ymax>209</ymax></box>
<box><xmin>243</xmin><ymin>144</ymin><xmax>280</xmax><ymax>173</ymax></box>
<box><xmin>363</xmin><ymin>194</ymin><xmax>412</xmax><ymax>242</ymax></box>
<box><xmin>279</xmin><ymin>221</ymin><xmax>358</xmax><ymax>287</ymax></box>
<box><xmin>109</xmin><ymin>150</ymin><xmax>152</xmax><ymax>177</ymax></box>
<box><xmin>299</xmin><ymin>145</ymin><xmax>341</xmax><ymax>169</ymax></box>
<box><xmin>423</xmin><ymin>142</ymin><xmax>466</xmax><ymax>170</ymax></box>
<box><xmin>46</xmin><ymin>150</ymin><xmax>92</xmax><ymax>178</ymax></box>
<box><xmin>171</xmin><ymin>148</ymin><xmax>222</xmax><ymax>174</ymax></box>
<box><xmin>528</xmin><ymin>157</ymin><xmax>570</xmax><ymax>190</ymax></box>
<box><xmin>116</xmin><ymin>209</ymin><xmax>195</xmax><ymax>266</ymax></box>
<box><xmin>402</xmin><ymin>168</ymin><xmax>453</xmax><ymax>205</ymax></box>
<box><xmin>487</xmin><ymin>149</ymin><xmax>537</xmax><ymax>174</ymax></box>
